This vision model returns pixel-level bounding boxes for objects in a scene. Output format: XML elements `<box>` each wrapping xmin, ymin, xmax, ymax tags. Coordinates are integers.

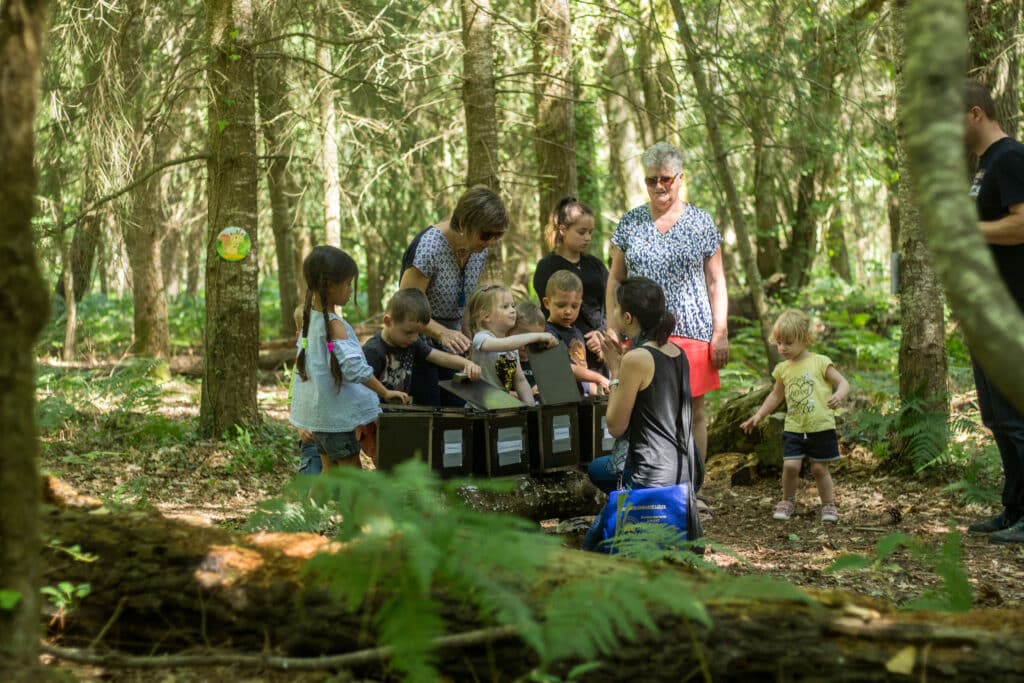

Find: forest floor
<box><xmin>36</xmin><ymin>369</ymin><xmax>1024</xmax><ymax>680</ymax></box>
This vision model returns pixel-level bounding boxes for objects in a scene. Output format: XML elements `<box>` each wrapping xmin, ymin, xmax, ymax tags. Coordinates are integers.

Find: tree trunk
<box><xmin>60</xmin><ymin>227</ymin><xmax>77</xmax><ymax>361</ymax></box>
<box><xmin>752</xmin><ymin>134</ymin><xmax>783</xmax><ymax>281</ymax></box>
<box><xmin>599</xmin><ymin>27</ymin><xmax>633</xmax><ymax>214</ymax></box>
<box><xmin>669</xmin><ymin>0</ymin><xmax>779</xmax><ymax>372</ymax></box>
<box><xmin>57</xmin><ymin>196</ymin><xmax>101</xmax><ymax>303</ymax></box>
<box><xmin>893</xmin><ymin>0</ymin><xmax>950</xmax><ymax>445</ymax></box>
<box><xmin>124</xmin><ymin>163</ymin><xmax>171</xmax><ymax>359</ymax></box>
<box><xmin>827</xmin><ymin>210</ymin><xmax>853</xmax><ymax>283</ymax></box>
<box><xmin>0</xmin><ymin>2</ymin><xmax>49</xmax><ymax>678</ymax></box>
<box><xmin>967</xmin><ymin>0</ymin><xmax>1021</xmax><ymax>139</ymax></box>
<box><xmin>461</xmin><ymin>0</ymin><xmax>501</xmax><ymax>192</ymax></box>
<box><xmin>118</xmin><ymin>7</ymin><xmax>170</xmax><ymax>360</ymax></box>
<box><xmin>317</xmin><ymin>4</ymin><xmax>341</xmax><ymax>247</ymax></box>
<box><xmin>904</xmin><ymin>0</ymin><xmax>1024</xmax><ymax>412</ymax></box>
<box><xmin>185</xmin><ymin>215</ymin><xmax>202</xmax><ymax>299</ymax></box>
<box><xmin>40</xmin><ymin>504</ymin><xmax>1024</xmax><ymax>682</ymax></box>
<box><xmin>201</xmin><ymin>0</ymin><xmax>261</xmax><ymax>436</ymax></box>
<box><xmin>257</xmin><ymin>48</ymin><xmax>300</xmax><ymax>338</ymax></box>
<box><xmin>533</xmin><ymin>0</ymin><xmax>577</xmax><ymax>234</ymax></box>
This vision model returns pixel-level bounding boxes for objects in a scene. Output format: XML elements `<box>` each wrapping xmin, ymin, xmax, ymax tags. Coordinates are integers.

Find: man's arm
<box><xmin>980</xmin><ymin>203</ymin><xmax>1024</xmax><ymax>245</ymax></box>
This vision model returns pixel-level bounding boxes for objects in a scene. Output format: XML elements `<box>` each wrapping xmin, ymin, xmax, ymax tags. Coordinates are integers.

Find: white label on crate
<box><xmin>443</xmin><ymin>429</ymin><xmax>463</xmax><ymax>468</ymax></box>
<box><xmin>551</xmin><ymin>414</ymin><xmax>572</xmax><ymax>453</ymax></box>
<box><xmin>497</xmin><ymin>427</ymin><xmax>523</xmax><ymax>466</ymax></box>
<box><xmin>601</xmin><ymin>416</ymin><xmax>615</xmax><ymax>451</ymax></box>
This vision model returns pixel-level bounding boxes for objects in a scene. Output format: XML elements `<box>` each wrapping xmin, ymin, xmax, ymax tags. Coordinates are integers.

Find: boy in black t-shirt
<box><xmin>510</xmin><ymin>300</ymin><xmax>546</xmax><ymax>399</ymax></box>
<box><xmin>364</xmin><ymin>289</ymin><xmax>481</xmax><ymax>397</ymax></box>
<box><xmin>543</xmin><ymin>270</ymin><xmax>610</xmax><ymax>396</ymax></box>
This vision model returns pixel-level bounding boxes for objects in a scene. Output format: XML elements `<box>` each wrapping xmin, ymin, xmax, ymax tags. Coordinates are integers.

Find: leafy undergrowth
<box><xmin>34</xmin><ymin>360</ymin><xmax>1024</xmax><ymax>681</ymax></box>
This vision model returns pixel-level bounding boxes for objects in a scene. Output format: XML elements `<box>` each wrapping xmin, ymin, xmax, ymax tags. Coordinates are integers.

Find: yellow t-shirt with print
<box><xmin>772</xmin><ymin>353</ymin><xmax>836</xmax><ymax>433</ymax></box>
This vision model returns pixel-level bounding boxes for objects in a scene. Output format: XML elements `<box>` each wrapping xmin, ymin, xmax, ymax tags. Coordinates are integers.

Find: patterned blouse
<box><xmin>411</xmin><ymin>226</ymin><xmax>488</xmax><ymax>329</ymax></box>
<box><xmin>611</xmin><ymin>204</ymin><xmax>722</xmax><ymax>342</ymax></box>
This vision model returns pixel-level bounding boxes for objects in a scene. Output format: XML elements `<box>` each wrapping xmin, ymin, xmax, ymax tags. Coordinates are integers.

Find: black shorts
<box><xmin>782</xmin><ymin>430</ymin><xmax>840</xmax><ymax>462</ymax></box>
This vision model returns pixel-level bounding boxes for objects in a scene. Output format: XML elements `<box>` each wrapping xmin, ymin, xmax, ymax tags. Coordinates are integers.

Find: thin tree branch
<box><xmin>62</xmin><ymin>154</ymin><xmax>208</xmax><ymax>228</ymax></box>
<box><xmin>41</xmin><ymin>625</ymin><xmax>520</xmax><ymax>671</ymax></box>
<box><xmin>249</xmin><ymin>32</ymin><xmax>378</xmax><ymax>49</ymax></box>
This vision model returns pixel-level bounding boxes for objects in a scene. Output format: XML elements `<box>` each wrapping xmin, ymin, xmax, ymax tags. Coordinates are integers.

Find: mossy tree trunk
<box><xmin>903</xmin><ymin>0</ymin><xmax>1024</xmax><ymax>412</ymax></box>
<box><xmin>200</xmin><ymin>0</ymin><xmax>261</xmax><ymax>436</ymax></box>
<box><xmin>0</xmin><ymin>1</ymin><xmax>50</xmax><ymax>678</ymax></box>
<box><xmin>893</xmin><ymin>0</ymin><xmax>950</xmax><ymax>463</ymax></box>
<box><xmin>40</xmin><ymin>505</ymin><xmax>1024</xmax><ymax>682</ymax></box>
<box><xmin>532</xmin><ymin>0</ymin><xmax>577</xmax><ymax>234</ymax></box>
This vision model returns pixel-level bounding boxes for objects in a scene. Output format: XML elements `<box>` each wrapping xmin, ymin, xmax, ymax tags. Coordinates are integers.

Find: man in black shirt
<box><xmin>964</xmin><ymin>79</ymin><xmax>1024</xmax><ymax>544</ymax></box>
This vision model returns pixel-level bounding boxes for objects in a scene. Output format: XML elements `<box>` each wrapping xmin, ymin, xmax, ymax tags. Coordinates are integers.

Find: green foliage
<box><xmin>842</xmin><ymin>392</ymin><xmax>980</xmax><ymax>474</ymax></box>
<box><xmin>220</xmin><ymin>424</ymin><xmax>295</xmax><ymax>474</ymax></box>
<box><xmin>41</xmin><ymin>581</ymin><xmax>91</xmax><ymax>615</ymax></box>
<box><xmin>36</xmin><ymin>359</ymin><xmax>166</xmax><ymax>432</ymax></box>
<box><xmin>0</xmin><ymin>590</ymin><xmax>22</xmax><ymax>610</ymax></box>
<box><xmin>250</xmin><ymin>462</ymin><xmax>826</xmax><ymax>679</ymax></box>
<box><xmin>944</xmin><ymin>444</ymin><xmax>1002</xmax><ymax>505</ymax></box>
<box><xmin>826</xmin><ymin>530</ymin><xmax>972</xmax><ymax>611</ymax></box>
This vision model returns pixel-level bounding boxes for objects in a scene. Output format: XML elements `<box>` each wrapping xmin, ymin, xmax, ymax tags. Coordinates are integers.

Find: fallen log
<box><xmin>39</xmin><ymin>500</ymin><xmax>1024</xmax><ymax>682</ymax></box>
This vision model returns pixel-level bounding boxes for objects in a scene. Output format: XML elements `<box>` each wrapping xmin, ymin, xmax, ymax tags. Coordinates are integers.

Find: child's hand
<box><xmin>739</xmin><ymin>415</ymin><xmax>759</xmax><ymax>434</ymax></box>
<box><xmin>827</xmin><ymin>392</ymin><xmax>844</xmax><ymax>409</ymax></box>
<box><xmin>536</xmin><ymin>332</ymin><xmax>558</xmax><ymax>348</ymax></box>
<box><xmin>384</xmin><ymin>389</ymin><xmax>411</xmax><ymax>405</ymax></box>
<box><xmin>596</xmin><ymin>375</ymin><xmax>611</xmax><ymax>391</ymax></box>
<box><xmin>298</xmin><ymin>429</ymin><xmax>314</xmax><ymax>443</ymax></box>
<box><xmin>463</xmin><ymin>361</ymin><xmax>482</xmax><ymax>381</ymax></box>
<box><xmin>584</xmin><ymin>330</ymin><xmax>604</xmax><ymax>355</ymax></box>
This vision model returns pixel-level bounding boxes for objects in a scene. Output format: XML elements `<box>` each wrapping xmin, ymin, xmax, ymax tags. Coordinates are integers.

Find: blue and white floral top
<box><xmin>611</xmin><ymin>204</ymin><xmax>722</xmax><ymax>342</ymax></box>
<box><xmin>411</xmin><ymin>226</ymin><xmax>488</xmax><ymax>329</ymax></box>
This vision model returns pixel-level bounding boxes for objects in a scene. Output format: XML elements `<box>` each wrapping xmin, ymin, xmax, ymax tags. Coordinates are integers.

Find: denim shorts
<box><xmin>298</xmin><ymin>439</ymin><xmax>322</xmax><ymax>474</ymax></box>
<box><xmin>312</xmin><ymin>431</ymin><xmax>361</xmax><ymax>463</ymax></box>
<box><xmin>783</xmin><ymin>430</ymin><xmax>840</xmax><ymax>462</ymax></box>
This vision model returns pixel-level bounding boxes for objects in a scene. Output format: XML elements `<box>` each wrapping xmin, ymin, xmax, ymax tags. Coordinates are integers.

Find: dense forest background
<box><xmin>4</xmin><ymin>0</ymin><xmax>1024</xmax><ymax>680</ymax></box>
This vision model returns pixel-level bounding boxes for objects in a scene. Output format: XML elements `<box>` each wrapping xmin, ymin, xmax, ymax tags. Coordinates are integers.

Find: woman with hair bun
<box><xmin>583</xmin><ymin>277</ymin><xmax>701</xmax><ymax>550</ymax></box>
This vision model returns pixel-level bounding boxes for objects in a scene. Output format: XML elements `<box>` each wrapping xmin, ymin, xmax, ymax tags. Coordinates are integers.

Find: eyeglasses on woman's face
<box><xmin>644</xmin><ymin>173</ymin><xmax>680</xmax><ymax>187</ymax></box>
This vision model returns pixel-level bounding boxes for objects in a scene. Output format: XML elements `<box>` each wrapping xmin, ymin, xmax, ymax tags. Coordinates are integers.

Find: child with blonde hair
<box><xmin>466</xmin><ymin>285</ymin><xmax>557</xmax><ymax>405</ymax></box>
<box><xmin>741</xmin><ymin>310</ymin><xmax>850</xmax><ymax>522</ymax></box>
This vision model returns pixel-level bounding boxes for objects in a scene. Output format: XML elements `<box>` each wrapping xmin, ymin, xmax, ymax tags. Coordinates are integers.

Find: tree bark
<box><xmin>904</xmin><ymin>0</ymin><xmax>1024</xmax><ymax>412</ymax></box>
<box><xmin>669</xmin><ymin>0</ymin><xmax>779</xmax><ymax>372</ymax></box>
<box><xmin>316</xmin><ymin>3</ymin><xmax>341</xmax><ymax>247</ymax></box>
<box><xmin>532</xmin><ymin>0</ymin><xmax>577</xmax><ymax>233</ymax></box>
<box><xmin>461</xmin><ymin>0</ymin><xmax>501</xmax><ymax>192</ymax></box>
<box><xmin>257</xmin><ymin>42</ymin><xmax>300</xmax><ymax>338</ymax></box>
<box><xmin>39</xmin><ymin>504</ymin><xmax>1024</xmax><ymax>682</ymax></box>
<box><xmin>893</xmin><ymin>1</ymin><xmax>950</xmax><ymax>439</ymax></box>
<box><xmin>0</xmin><ymin>2</ymin><xmax>50</xmax><ymax>678</ymax></box>
<box><xmin>201</xmin><ymin>0</ymin><xmax>261</xmax><ymax>436</ymax></box>
<box><xmin>967</xmin><ymin>0</ymin><xmax>1021</xmax><ymax>140</ymax></box>
<box><xmin>117</xmin><ymin>6</ymin><xmax>171</xmax><ymax>360</ymax></box>
<box><xmin>598</xmin><ymin>26</ymin><xmax>633</xmax><ymax>214</ymax></box>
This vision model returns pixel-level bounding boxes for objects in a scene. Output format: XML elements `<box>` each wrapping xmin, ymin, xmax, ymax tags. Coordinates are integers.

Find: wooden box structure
<box><xmin>578</xmin><ymin>396</ymin><xmax>615</xmax><ymax>464</ymax></box>
<box><xmin>526</xmin><ymin>345</ymin><xmax>583</xmax><ymax>473</ymax></box>
<box><xmin>375</xmin><ymin>405</ymin><xmax>474</xmax><ymax>479</ymax></box>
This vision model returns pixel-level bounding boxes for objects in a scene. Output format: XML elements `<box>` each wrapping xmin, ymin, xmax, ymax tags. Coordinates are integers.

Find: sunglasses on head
<box><xmin>644</xmin><ymin>173</ymin><xmax>679</xmax><ymax>187</ymax></box>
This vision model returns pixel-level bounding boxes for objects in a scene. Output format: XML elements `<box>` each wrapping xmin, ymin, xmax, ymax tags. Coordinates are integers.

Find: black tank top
<box><xmin>626</xmin><ymin>346</ymin><xmax>696</xmax><ymax>489</ymax></box>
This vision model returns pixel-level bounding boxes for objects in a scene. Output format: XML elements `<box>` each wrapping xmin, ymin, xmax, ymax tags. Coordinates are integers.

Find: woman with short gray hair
<box><xmin>605</xmin><ymin>142</ymin><xmax>729</xmax><ymax>487</ymax></box>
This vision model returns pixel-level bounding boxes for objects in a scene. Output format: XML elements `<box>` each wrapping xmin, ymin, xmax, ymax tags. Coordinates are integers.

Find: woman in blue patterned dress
<box><xmin>399</xmin><ymin>185</ymin><xmax>509</xmax><ymax>406</ymax></box>
<box><xmin>605</xmin><ymin>142</ymin><xmax>729</xmax><ymax>480</ymax></box>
